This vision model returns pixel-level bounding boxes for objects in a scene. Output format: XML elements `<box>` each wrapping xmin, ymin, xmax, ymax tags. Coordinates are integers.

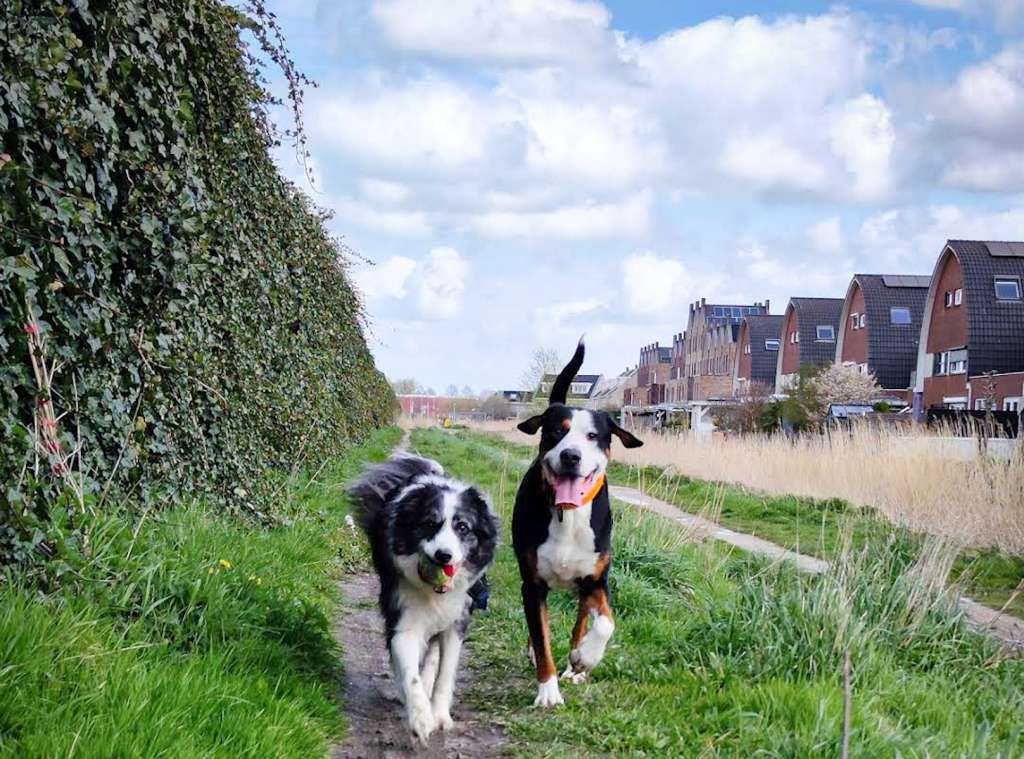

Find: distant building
<box><xmin>586</xmin><ymin>369</ymin><xmax>637</xmax><ymax>412</ymax></box>
<box><xmin>500</xmin><ymin>390</ymin><xmax>534</xmax><ymax>403</ymax></box>
<box><xmin>630</xmin><ymin>343</ymin><xmax>672</xmax><ymax>406</ymax></box>
<box><xmin>535</xmin><ymin>373</ymin><xmax>601</xmax><ymax>404</ymax></box>
<box><xmin>678</xmin><ymin>299</ymin><xmax>770</xmax><ymax>401</ymax></box>
<box><xmin>733</xmin><ymin>314</ymin><xmax>784</xmax><ymax>396</ymax></box>
<box><xmin>775</xmin><ymin>297</ymin><xmax>844</xmax><ymax>392</ymax></box>
<box><xmin>398</xmin><ymin>394</ymin><xmax>448</xmax><ymax>417</ymax></box>
<box><xmin>668</xmin><ymin>331</ymin><xmax>686</xmax><ymax>402</ymax></box>
<box><xmin>835</xmin><ymin>274</ymin><xmax>930</xmax><ymax>399</ymax></box>
<box><xmin>915</xmin><ymin>240</ymin><xmax>1024</xmax><ymax>412</ymax></box>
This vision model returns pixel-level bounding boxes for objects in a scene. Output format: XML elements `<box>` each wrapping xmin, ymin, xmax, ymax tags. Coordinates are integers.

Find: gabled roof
<box><xmin>536</xmin><ymin>373</ymin><xmax>602</xmax><ymax>399</ymax></box>
<box><xmin>742</xmin><ymin>315</ymin><xmax>784</xmax><ymax>387</ymax></box>
<box><xmin>788</xmin><ymin>297</ymin><xmax>843</xmax><ymax>368</ymax></box>
<box><xmin>844</xmin><ymin>274</ymin><xmax>929</xmax><ymax>390</ymax></box>
<box><xmin>944</xmin><ymin>240</ymin><xmax>1024</xmax><ymax>376</ymax></box>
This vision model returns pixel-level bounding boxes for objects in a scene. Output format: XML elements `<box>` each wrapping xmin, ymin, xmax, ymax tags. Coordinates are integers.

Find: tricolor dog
<box><xmin>349</xmin><ymin>454</ymin><xmax>498</xmax><ymax>744</ymax></box>
<box><xmin>512</xmin><ymin>339</ymin><xmax>643</xmax><ymax>707</ymax></box>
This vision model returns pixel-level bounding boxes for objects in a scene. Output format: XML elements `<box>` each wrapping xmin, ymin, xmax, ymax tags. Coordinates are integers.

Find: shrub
<box><xmin>0</xmin><ymin>0</ymin><xmax>393</xmax><ymax>565</ymax></box>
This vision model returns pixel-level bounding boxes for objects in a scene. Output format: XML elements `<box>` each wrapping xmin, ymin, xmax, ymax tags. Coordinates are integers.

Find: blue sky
<box><xmin>268</xmin><ymin>0</ymin><xmax>1024</xmax><ymax>393</ymax></box>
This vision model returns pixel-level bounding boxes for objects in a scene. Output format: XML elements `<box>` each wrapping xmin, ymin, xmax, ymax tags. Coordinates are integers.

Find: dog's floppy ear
<box><xmin>609</xmin><ymin>418</ymin><xmax>643</xmax><ymax>448</ymax></box>
<box><xmin>517</xmin><ymin>415</ymin><xmax>544</xmax><ymax>435</ymax></box>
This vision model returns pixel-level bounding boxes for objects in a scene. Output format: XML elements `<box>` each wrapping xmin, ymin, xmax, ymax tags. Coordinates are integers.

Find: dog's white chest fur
<box><xmin>536</xmin><ymin>505</ymin><xmax>598</xmax><ymax>588</ymax></box>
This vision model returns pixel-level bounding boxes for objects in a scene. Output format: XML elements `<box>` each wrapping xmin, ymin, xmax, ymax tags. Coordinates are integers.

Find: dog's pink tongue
<box><xmin>554</xmin><ymin>476</ymin><xmax>585</xmax><ymax>507</ymax></box>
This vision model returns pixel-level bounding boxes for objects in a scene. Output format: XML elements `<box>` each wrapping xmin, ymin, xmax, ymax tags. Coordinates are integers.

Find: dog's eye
<box><xmin>587</xmin><ymin>432</ymin><xmax>598</xmax><ymax>441</ymax></box>
<box><xmin>454</xmin><ymin>521</ymin><xmax>470</xmax><ymax>536</ymax></box>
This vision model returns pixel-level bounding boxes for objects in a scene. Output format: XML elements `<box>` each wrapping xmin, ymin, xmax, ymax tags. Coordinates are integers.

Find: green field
<box><xmin>412</xmin><ymin>428</ymin><xmax>1024</xmax><ymax>757</ymax></box>
<box><xmin>459</xmin><ymin>429</ymin><xmax>1024</xmax><ymax>620</ymax></box>
<box><xmin>0</xmin><ymin>427</ymin><xmax>400</xmax><ymax>759</ymax></box>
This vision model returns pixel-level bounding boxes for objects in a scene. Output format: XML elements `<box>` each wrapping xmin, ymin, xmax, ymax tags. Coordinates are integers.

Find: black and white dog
<box><xmin>513</xmin><ymin>339</ymin><xmax>643</xmax><ymax>707</ymax></box>
<box><xmin>349</xmin><ymin>454</ymin><xmax>499</xmax><ymax>744</ymax></box>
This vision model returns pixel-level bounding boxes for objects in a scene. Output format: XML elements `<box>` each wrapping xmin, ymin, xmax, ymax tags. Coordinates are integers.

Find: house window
<box><xmin>944</xmin><ymin>291</ymin><xmax>952</xmax><ymax>308</ymax></box>
<box><xmin>890</xmin><ymin>307</ymin><xmax>911</xmax><ymax>325</ymax></box>
<box><xmin>1005</xmin><ymin>399</ymin><xmax>1021</xmax><ymax>413</ymax></box>
<box><xmin>858</xmin><ymin>313</ymin><xmax>867</xmax><ymax>328</ymax></box>
<box><xmin>975</xmin><ymin>399</ymin><xmax>989</xmax><ymax>411</ymax></box>
<box><xmin>995</xmin><ymin>277</ymin><xmax>1022</xmax><ymax>301</ymax></box>
<box><xmin>816</xmin><ymin>325</ymin><xmax>835</xmax><ymax>342</ymax></box>
<box><xmin>954</xmin><ymin>288</ymin><xmax>963</xmax><ymax>306</ymax></box>
<box><xmin>744</xmin><ymin>343</ymin><xmax>751</xmax><ymax>354</ymax></box>
<box><xmin>851</xmin><ymin>313</ymin><xmax>859</xmax><ymax>330</ymax></box>
<box><xmin>859</xmin><ymin>363</ymin><xmax>868</xmax><ymax>375</ymax></box>
<box><xmin>713</xmin><ymin>306</ymin><xmax>724</xmax><ymax>317</ymax></box>
<box><xmin>764</xmin><ymin>339</ymin><xmax>780</xmax><ymax>351</ymax></box>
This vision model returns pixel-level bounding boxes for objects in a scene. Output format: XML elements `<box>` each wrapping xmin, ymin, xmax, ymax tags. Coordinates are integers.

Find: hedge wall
<box><xmin>0</xmin><ymin>0</ymin><xmax>395</xmax><ymax>564</ymax></box>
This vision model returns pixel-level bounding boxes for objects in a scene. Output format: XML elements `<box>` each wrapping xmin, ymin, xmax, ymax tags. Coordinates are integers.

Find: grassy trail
<box><xmin>411</xmin><ymin>428</ymin><xmax>1024</xmax><ymax>758</ymax></box>
<box><xmin>0</xmin><ymin>427</ymin><xmax>402</xmax><ymax>759</ymax></box>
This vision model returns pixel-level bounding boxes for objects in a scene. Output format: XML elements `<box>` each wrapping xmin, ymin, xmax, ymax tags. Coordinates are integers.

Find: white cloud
<box><xmin>473</xmin><ymin>192</ymin><xmax>652</xmax><ymax>239</ymax></box>
<box><xmin>353</xmin><ymin>256</ymin><xmax>418</xmax><ymax>299</ymax></box>
<box><xmin>828</xmin><ymin>95</ymin><xmax>895</xmax><ymax>201</ymax></box>
<box><xmin>807</xmin><ymin>217</ymin><xmax>845</xmax><ymax>255</ymax></box>
<box><xmin>330</xmin><ymin>196</ymin><xmax>433</xmax><ymax>237</ymax></box>
<box><xmin>418</xmin><ymin>247</ymin><xmax>469</xmax><ymax>318</ymax></box>
<box><xmin>721</xmin><ymin>133</ymin><xmax>828</xmax><ymax>192</ymax></box>
<box><xmin>740</xmin><ymin>244</ymin><xmax>786</xmax><ymax>281</ymax></box>
<box><xmin>622</xmin><ymin>252</ymin><xmax>688</xmax><ymax>315</ymax></box>
<box><xmin>359</xmin><ymin>178</ymin><xmax>411</xmax><ymax>204</ymax></box>
<box><xmin>370</xmin><ymin>0</ymin><xmax>615</xmax><ymax>67</ymax></box>
<box><xmin>905</xmin><ymin>0</ymin><xmax>1024</xmax><ymax>29</ymax></box>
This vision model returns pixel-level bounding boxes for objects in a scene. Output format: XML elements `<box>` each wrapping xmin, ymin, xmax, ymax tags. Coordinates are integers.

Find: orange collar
<box><xmin>555</xmin><ymin>473</ymin><xmax>606</xmax><ymax>511</ymax></box>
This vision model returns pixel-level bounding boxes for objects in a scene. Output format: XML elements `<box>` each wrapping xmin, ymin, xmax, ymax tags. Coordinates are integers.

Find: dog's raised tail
<box><xmin>347</xmin><ymin>454</ymin><xmax>444</xmax><ymax>532</ymax></box>
<box><xmin>548</xmin><ymin>336</ymin><xmax>585</xmax><ymax>406</ymax></box>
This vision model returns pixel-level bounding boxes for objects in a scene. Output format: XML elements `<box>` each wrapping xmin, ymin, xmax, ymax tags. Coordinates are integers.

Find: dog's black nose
<box><xmin>559</xmin><ymin>448</ymin><xmax>582</xmax><ymax>468</ymax></box>
<box><xmin>434</xmin><ymin>549</ymin><xmax>453</xmax><ymax>565</ymax></box>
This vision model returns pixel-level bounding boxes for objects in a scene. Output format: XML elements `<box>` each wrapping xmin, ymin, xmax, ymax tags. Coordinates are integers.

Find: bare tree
<box><xmin>520</xmin><ymin>347</ymin><xmax>563</xmax><ymax>391</ymax></box>
<box><xmin>481</xmin><ymin>393</ymin><xmax>513</xmax><ymax>420</ymax></box>
<box><xmin>391</xmin><ymin>377</ymin><xmax>419</xmax><ymax>394</ymax></box>
<box><xmin>445</xmin><ymin>384</ymin><xmax>459</xmax><ymax>397</ymax></box>
<box><xmin>461</xmin><ymin>384</ymin><xmax>473</xmax><ymax>397</ymax></box>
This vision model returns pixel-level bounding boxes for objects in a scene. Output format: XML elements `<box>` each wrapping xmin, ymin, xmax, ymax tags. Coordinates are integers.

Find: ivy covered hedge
<box><xmin>0</xmin><ymin>0</ymin><xmax>394</xmax><ymax>564</ymax></box>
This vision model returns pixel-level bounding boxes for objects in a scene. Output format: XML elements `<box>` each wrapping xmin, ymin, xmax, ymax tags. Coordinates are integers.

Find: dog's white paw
<box><xmin>560</xmin><ymin>664</ymin><xmax>588</xmax><ymax>684</ymax></box>
<box><xmin>408</xmin><ymin>700</ymin><xmax>435</xmax><ymax>745</ymax></box>
<box><xmin>433</xmin><ymin>708</ymin><xmax>454</xmax><ymax>732</ymax></box>
<box><xmin>533</xmin><ymin>677</ymin><xmax>564</xmax><ymax>708</ymax></box>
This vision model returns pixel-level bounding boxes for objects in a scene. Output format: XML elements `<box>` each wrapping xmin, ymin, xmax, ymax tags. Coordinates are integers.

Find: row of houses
<box><xmin>620</xmin><ymin>239</ymin><xmax>1024</xmax><ymax>418</ymax></box>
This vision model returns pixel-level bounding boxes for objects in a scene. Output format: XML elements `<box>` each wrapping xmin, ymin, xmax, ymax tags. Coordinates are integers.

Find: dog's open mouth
<box><xmin>543</xmin><ymin>466</ymin><xmax>604</xmax><ymax>510</ymax></box>
<box><xmin>417</xmin><ymin>554</ymin><xmax>458</xmax><ymax>593</ymax></box>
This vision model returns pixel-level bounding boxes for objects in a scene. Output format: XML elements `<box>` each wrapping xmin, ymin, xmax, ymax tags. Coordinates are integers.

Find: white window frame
<box><xmin>944</xmin><ymin>291</ymin><xmax>952</xmax><ymax>308</ymax></box>
<box><xmin>974</xmin><ymin>399</ymin><xmax>988</xmax><ymax>411</ymax></box>
<box><xmin>1004</xmin><ymin>398</ymin><xmax>1021</xmax><ymax>413</ymax></box>
<box><xmin>994</xmin><ymin>276</ymin><xmax>1022</xmax><ymax>301</ymax></box>
<box><xmin>816</xmin><ymin>325</ymin><xmax>835</xmax><ymax>342</ymax></box>
<box><xmin>859</xmin><ymin>314</ymin><xmax>867</xmax><ymax>328</ymax></box>
<box><xmin>764</xmin><ymin>339</ymin><xmax>780</xmax><ymax>351</ymax></box>
<box><xmin>954</xmin><ymin>288</ymin><xmax>963</xmax><ymax>306</ymax></box>
<box><xmin>851</xmin><ymin>313</ymin><xmax>859</xmax><ymax>330</ymax></box>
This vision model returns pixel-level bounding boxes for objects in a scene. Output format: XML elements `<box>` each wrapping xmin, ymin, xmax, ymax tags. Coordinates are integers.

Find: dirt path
<box><xmin>330</xmin><ymin>574</ymin><xmax>510</xmax><ymax>759</ymax></box>
<box><xmin>330</xmin><ymin>430</ymin><xmax>511</xmax><ymax>758</ymax></box>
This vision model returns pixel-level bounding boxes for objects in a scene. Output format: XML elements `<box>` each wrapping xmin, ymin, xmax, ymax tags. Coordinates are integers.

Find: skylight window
<box><xmin>995</xmin><ymin>277</ymin><xmax>1022</xmax><ymax>301</ymax></box>
<box><xmin>890</xmin><ymin>307</ymin><xmax>911</xmax><ymax>325</ymax></box>
<box><xmin>816</xmin><ymin>325</ymin><xmax>835</xmax><ymax>341</ymax></box>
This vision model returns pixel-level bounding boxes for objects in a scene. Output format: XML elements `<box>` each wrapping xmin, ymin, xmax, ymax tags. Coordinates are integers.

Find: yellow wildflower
<box><xmin>219</xmin><ymin>559</ymin><xmax>232</xmax><ymax>570</ymax></box>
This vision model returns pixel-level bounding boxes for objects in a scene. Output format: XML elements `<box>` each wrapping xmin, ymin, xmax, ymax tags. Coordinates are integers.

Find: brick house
<box><xmin>733</xmin><ymin>314</ymin><xmax>784</xmax><ymax>396</ymax></box>
<box><xmin>667</xmin><ymin>332</ymin><xmax>686</xmax><ymax>402</ymax></box>
<box><xmin>630</xmin><ymin>343</ymin><xmax>672</xmax><ymax>406</ymax></box>
<box><xmin>835</xmin><ymin>274</ymin><xmax>930</xmax><ymax>399</ymax></box>
<box><xmin>680</xmin><ymin>299</ymin><xmax>770</xmax><ymax>401</ymax></box>
<box><xmin>775</xmin><ymin>297</ymin><xmax>844</xmax><ymax>392</ymax></box>
<box><xmin>914</xmin><ymin>240</ymin><xmax>1024</xmax><ymax>412</ymax></box>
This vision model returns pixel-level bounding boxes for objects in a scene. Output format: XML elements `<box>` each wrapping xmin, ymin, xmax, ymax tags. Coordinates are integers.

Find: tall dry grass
<box><xmin>447</xmin><ymin>417</ymin><xmax>1024</xmax><ymax>555</ymax></box>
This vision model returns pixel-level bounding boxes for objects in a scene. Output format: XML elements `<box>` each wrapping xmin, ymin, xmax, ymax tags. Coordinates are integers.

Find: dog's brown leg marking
<box><xmin>522</xmin><ymin>579</ymin><xmax>557</xmax><ymax>682</ymax></box>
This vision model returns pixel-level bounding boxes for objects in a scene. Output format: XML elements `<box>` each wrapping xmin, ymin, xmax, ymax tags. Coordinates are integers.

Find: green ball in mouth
<box><xmin>417</xmin><ymin>553</ymin><xmax>457</xmax><ymax>593</ymax></box>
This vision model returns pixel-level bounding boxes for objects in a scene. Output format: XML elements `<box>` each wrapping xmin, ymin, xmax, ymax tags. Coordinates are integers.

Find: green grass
<box><xmin>0</xmin><ymin>426</ymin><xmax>401</xmax><ymax>759</ymax></box>
<box><xmin>411</xmin><ymin>428</ymin><xmax>1024</xmax><ymax>758</ymax></box>
<box><xmin>459</xmin><ymin>429</ymin><xmax>1024</xmax><ymax>619</ymax></box>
